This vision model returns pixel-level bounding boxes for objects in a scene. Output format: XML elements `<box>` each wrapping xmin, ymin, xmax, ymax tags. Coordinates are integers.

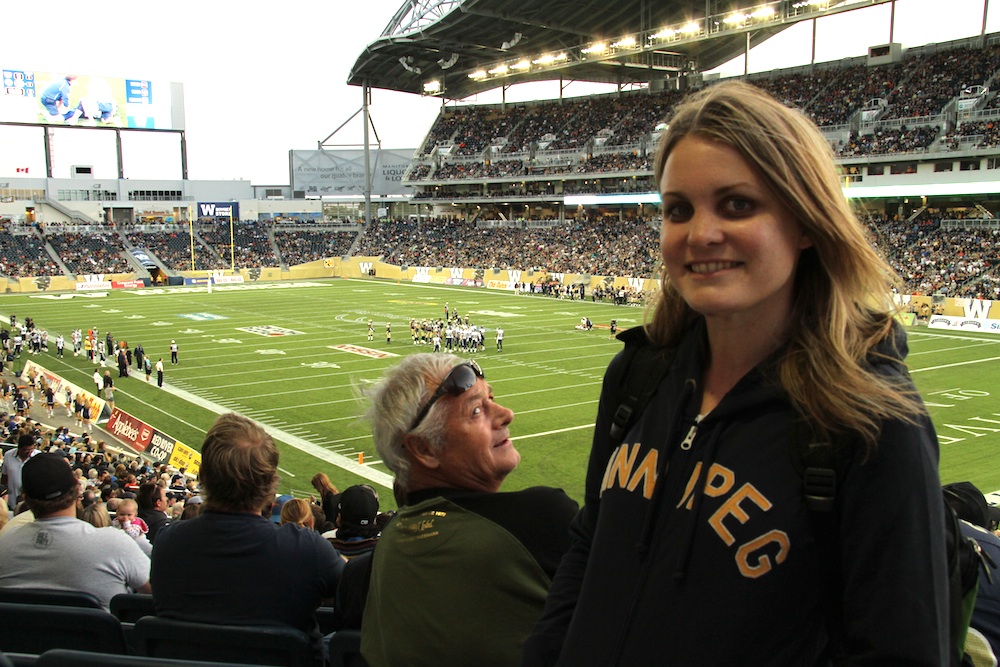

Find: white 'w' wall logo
<box><xmin>359</xmin><ymin>262</ymin><xmax>373</xmax><ymax>274</ymax></box>
<box><xmin>450</xmin><ymin>268</ymin><xmax>464</xmax><ymax>279</ymax></box>
<box><xmin>960</xmin><ymin>298</ymin><xmax>993</xmax><ymax>319</ymax></box>
<box><xmin>83</xmin><ymin>274</ymin><xmax>106</xmax><ymax>283</ymax></box>
<box><xmin>550</xmin><ymin>273</ymin><xmax>564</xmax><ymax>284</ymax></box>
<box><xmin>415</xmin><ymin>267</ymin><xmax>430</xmax><ymax>276</ymax></box>
<box><xmin>627</xmin><ymin>277</ymin><xmax>646</xmax><ymax>291</ymax></box>
<box><xmin>507</xmin><ymin>270</ymin><xmax>521</xmax><ymax>283</ymax></box>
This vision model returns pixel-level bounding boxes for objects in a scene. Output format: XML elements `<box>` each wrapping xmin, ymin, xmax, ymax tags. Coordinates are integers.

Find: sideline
<box><xmin>2</xmin><ymin>363</ymin><xmax>392</xmax><ymax>489</ymax></box>
<box><xmin>156</xmin><ymin>381</ymin><xmax>393</xmax><ymax>488</ymax></box>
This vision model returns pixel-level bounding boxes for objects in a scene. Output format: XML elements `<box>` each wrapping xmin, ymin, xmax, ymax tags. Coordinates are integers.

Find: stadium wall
<box><xmin>6</xmin><ymin>257</ymin><xmax>1000</xmax><ymax>332</ymax></box>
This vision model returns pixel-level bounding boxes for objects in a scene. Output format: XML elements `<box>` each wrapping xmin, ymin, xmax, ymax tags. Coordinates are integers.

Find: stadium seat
<box><xmin>316</xmin><ymin>606</ymin><xmax>338</xmax><ymax>636</ymax></box>
<box><xmin>132</xmin><ymin>616</ymin><xmax>318</xmax><ymax>666</ymax></box>
<box><xmin>110</xmin><ymin>592</ymin><xmax>156</xmax><ymax>623</ymax></box>
<box><xmin>0</xmin><ymin>588</ymin><xmax>102</xmax><ymax>609</ymax></box>
<box><xmin>35</xmin><ymin>648</ymin><xmax>255</xmax><ymax>667</ymax></box>
<box><xmin>0</xmin><ymin>602</ymin><xmax>128</xmax><ymax>655</ymax></box>
<box><xmin>328</xmin><ymin>629</ymin><xmax>367</xmax><ymax>667</ymax></box>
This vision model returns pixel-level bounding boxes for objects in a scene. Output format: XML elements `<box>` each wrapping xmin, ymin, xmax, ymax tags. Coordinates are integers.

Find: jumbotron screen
<box><xmin>1</xmin><ymin>68</ymin><xmax>185</xmax><ymax>130</ymax></box>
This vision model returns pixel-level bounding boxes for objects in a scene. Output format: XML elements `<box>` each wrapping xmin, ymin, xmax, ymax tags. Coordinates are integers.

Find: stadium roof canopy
<box><xmin>348</xmin><ymin>0</ymin><xmax>895</xmax><ymax>100</ymax></box>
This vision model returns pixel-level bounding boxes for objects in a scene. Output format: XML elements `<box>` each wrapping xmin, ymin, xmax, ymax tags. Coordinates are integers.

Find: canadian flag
<box><xmin>15</xmin><ymin>167</ymin><xmax>28</xmax><ymax>174</ymax></box>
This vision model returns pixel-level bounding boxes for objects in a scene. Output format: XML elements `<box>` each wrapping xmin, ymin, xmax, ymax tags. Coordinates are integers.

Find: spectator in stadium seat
<box><xmin>325</xmin><ymin>484</ymin><xmax>380</xmax><ymax>560</ymax></box>
<box><xmin>137</xmin><ymin>481</ymin><xmax>172</xmax><ymax>543</ymax></box>
<box><xmin>358</xmin><ymin>353</ymin><xmax>578</xmax><ymax>667</ymax></box>
<box><xmin>150</xmin><ymin>413</ymin><xmax>343</xmax><ymax>661</ymax></box>
<box><xmin>1</xmin><ymin>433</ymin><xmax>39</xmax><ymax>506</ymax></box>
<box><xmin>310</xmin><ymin>471</ymin><xmax>339</xmax><ymax>524</ymax></box>
<box><xmin>523</xmin><ymin>81</ymin><xmax>947</xmax><ymax>665</ymax></box>
<box><xmin>944</xmin><ymin>481</ymin><xmax>1000</xmax><ymax>663</ymax></box>
<box><xmin>279</xmin><ymin>497</ymin><xmax>315</xmax><ymax>529</ymax></box>
<box><xmin>0</xmin><ymin>453</ymin><xmax>150</xmax><ymax>610</ymax></box>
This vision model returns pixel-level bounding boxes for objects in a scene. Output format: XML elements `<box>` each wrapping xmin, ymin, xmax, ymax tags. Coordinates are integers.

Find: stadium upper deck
<box><xmin>6</xmin><ymin>35</ymin><xmax>1000</xmax><ymax>227</ymax></box>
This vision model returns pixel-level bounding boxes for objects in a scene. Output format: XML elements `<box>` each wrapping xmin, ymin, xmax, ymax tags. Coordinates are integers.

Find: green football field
<box><xmin>2</xmin><ymin>278</ymin><xmax>999</xmax><ymax>508</ymax></box>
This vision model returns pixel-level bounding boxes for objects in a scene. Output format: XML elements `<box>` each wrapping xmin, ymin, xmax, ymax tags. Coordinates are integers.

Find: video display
<box><xmin>1</xmin><ymin>68</ymin><xmax>183</xmax><ymax>130</ymax></box>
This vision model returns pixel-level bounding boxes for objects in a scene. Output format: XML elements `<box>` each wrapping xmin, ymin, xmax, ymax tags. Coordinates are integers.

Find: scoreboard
<box><xmin>0</xmin><ymin>68</ymin><xmax>185</xmax><ymax>131</ymax></box>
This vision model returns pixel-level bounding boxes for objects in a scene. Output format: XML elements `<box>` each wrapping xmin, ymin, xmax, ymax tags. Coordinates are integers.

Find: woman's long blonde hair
<box><xmin>650</xmin><ymin>81</ymin><xmax>923</xmax><ymax>449</ymax></box>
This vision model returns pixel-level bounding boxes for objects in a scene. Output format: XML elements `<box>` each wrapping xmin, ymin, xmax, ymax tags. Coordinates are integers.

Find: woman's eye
<box><xmin>664</xmin><ymin>202</ymin><xmax>693</xmax><ymax>222</ymax></box>
<box><xmin>723</xmin><ymin>197</ymin><xmax>754</xmax><ymax>215</ymax></box>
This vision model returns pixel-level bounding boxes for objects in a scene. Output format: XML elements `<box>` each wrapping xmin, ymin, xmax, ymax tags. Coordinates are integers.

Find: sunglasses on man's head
<box><xmin>409</xmin><ymin>360</ymin><xmax>485</xmax><ymax>431</ymax></box>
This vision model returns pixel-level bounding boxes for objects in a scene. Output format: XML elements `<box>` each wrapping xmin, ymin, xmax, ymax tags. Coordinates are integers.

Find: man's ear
<box><xmin>402</xmin><ymin>433</ymin><xmax>440</xmax><ymax>470</ymax></box>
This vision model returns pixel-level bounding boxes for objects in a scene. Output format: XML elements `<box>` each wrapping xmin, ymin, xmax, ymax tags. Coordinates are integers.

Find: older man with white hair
<box><xmin>358</xmin><ymin>353</ymin><xmax>578</xmax><ymax>667</ymax></box>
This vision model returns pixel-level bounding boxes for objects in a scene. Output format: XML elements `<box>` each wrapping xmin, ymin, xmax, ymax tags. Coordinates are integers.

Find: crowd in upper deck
<box><xmin>407</xmin><ymin>42</ymin><xmax>1000</xmax><ymax>182</ymax></box>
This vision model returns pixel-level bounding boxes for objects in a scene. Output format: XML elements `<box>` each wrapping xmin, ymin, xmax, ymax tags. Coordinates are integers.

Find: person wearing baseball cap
<box><xmin>327</xmin><ymin>485</ymin><xmax>381</xmax><ymax>560</ymax></box>
<box><xmin>0</xmin><ymin>454</ymin><xmax>150</xmax><ymax>610</ymax></box>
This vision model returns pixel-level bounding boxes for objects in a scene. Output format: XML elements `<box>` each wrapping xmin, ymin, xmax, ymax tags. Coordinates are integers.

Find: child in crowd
<box><xmin>113</xmin><ymin>498</ymin><xmax>149</xmax><ymax>539</ymax></box>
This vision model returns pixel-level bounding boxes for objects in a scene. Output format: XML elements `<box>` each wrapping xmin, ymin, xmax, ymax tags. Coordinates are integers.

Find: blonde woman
<box><xmin>525</xmin><ymin>82</ymin><xmax>946</xmax><ymax>665</ymax></box>
<box><xmin>279</xmin><ymin>498</ymin><xmax>315</xmax><ymax>530</ymax></box>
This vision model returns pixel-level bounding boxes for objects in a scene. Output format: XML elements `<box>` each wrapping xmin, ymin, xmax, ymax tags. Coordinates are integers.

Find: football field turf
<box><xmin>3</xmin><ymin>277</ymin><xmax>999</xmax><ymax>507</ymax></box>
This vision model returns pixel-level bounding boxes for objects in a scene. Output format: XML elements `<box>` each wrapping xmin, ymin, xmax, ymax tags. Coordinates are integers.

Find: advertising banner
<box><xmin>168</xmin><ymin>442</ymin><xmax>201</xmax><ymax>476</ymax></box>
<box><xmin>76</xmin><ymin>275</ymin><xmax>112</xmax><ymax>291</ymax></box>
<box><xmin>1</xmin><ymin>68</ymin><xmax>184</xmax><ymax>130</ymax></box>
<box><xmin>290</xmin><ymin>148</ymin><xmax>415</xmax><ymax>196</ymax></box>
<box><xmin>146</xmin><ymin>430</ymin><xmax>181</xmax><ymax>465</ymax></box>
<box><xmin>928</xmin><ymin>316</ymin><xmax>1000</xmax><ymax>333</ymax></box>
<box><xmin>21</xmin><ymin>360</ymin><xmax>106</xmax><ymax>423</ymax></box>
<box><xmin>105</xmin><ymin>408</ymin><xmax>154</xmax><ymax>453</ymax></box>
<box><xmin>196</xmin><ymin>202</ymin><xmax>240</xmax><ymax>219</ymax></box>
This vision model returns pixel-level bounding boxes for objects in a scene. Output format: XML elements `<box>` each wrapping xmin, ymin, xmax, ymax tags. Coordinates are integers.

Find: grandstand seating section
<box><xmin>4</xmin><ymin>39</ymin><xmax>1000</xmax><ymax>298</ymax></box>
<box><xmin>1</xmin><ymin>214</ymin><xmax>999</xmax><ymax>298</ymax></box>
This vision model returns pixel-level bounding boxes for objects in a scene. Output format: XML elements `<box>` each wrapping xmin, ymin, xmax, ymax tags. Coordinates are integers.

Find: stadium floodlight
<box><xmin>723</xmin><ymin>13</ymin><xmax>746</xmax><ymax>25</ymax></box>
<box><xmin>488</xmin><ymin>64</ymin><xmax>509</xmax><ymax>75</ymax></box>
<box><xmin>510</xmin><ymin>60</ymin><xmax>531</xmax><ymax>71</ymax></box>
<box><xmin>437</xmin><ymin>53</ymin><xmax>460</xmax><ymax>69</ymax></box>
<box><xmin>500</xmin><ymin>32</ymin><xmax>523</xmax><ymax>51</ymax></box>
<box><xmin>650</xmin><ymin>28</ymin><xmax>676</xmax><ymax>40</ymax></box>
<box><xmin>423</xmin><ymin>80</ymin><xmax>442</xmax><ymax>93</ymax></box>
<box><xmin>611</xmin><ymin>36</ymin><xmax>637</xmax><ymax>49</ymax></box>
<box><xmin>582</xmin><ymin>43</ymin><xmax>607</xmax><ymax>55</ymax></box>
<box><xmin>751</xmin><ymin>6</ymin><xmax>776</xmax><ymax>20</ymax></box>
<box><xmin>469</xmin><ymin>70</ymin><xmax>488</xmax><ymax>80</ymax></box>
<box><xmin>680</xmin><ymin>21</ymin><xmax>702</xmax><ymax>35</ymax></box>
<box><xmin>533</xmin><ymin>53</ymin><xmax>568</xmax><ymax>65</ymax></box>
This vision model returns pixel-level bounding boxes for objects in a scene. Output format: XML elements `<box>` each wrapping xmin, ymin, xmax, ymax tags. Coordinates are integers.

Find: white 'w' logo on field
<box><xmin>627</xmin><ymin>277</ymin><xmax>646</xmax><ymax>291</ymax></box>
<box><xmin>960</xmin><ymin>298</ymin><xmax>993</xmax><ymax>319</ymax></box>
<box><xmin>359</xmin><ymin>262</ymin><xmax>373</xmax><ymax>274</ymax></box>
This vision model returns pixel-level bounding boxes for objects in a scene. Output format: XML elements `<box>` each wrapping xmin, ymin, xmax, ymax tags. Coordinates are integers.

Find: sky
<box><xmin>0</xmin><ymin>0</ymin><xmax>997</xmax><ymax>184</ymax></box>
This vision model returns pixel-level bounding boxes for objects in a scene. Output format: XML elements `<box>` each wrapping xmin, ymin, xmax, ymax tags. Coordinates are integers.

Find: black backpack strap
<box><xmin>607</xmin><ymin>327</ymin><xmax>675</xmax><ymax>447</ymax></box>
<box><xmin>789</xmin><ymin>420</ymin><xmax>850</xmax><ymax>514</ymax></box>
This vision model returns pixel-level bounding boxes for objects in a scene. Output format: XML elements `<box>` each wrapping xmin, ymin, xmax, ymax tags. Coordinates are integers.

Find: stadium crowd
<box><xmin>3</xmin><ymin>213</ymin><xmax>1000</xmax><ymax>297</ymax></box>
<box><xmin>405</xmin><ymin>42</ymin><xmax>1000</xmax><ymax>184</ymax></box>
<box><xmin>353</xmin><ymin>215</ymin><xmax>660</xmax><ymax>277</ymax></box>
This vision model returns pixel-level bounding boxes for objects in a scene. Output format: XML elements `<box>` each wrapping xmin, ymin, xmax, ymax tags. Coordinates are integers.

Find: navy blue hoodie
<box><xmin>524</xmin><ymin>320</ymin><xmax>948</xmax><ymax>666</ymax></box>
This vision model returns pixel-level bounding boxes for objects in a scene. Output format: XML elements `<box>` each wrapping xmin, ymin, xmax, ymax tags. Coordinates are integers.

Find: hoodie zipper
<box><xmin>611</xmin><ymin>389</ymin><xmax>701</xmax><ymax>665</ymax></box>
<box><xmin>679</xmin><ymin>414</ymin><xmax>703</xmax><ymax>450</ymax></box>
